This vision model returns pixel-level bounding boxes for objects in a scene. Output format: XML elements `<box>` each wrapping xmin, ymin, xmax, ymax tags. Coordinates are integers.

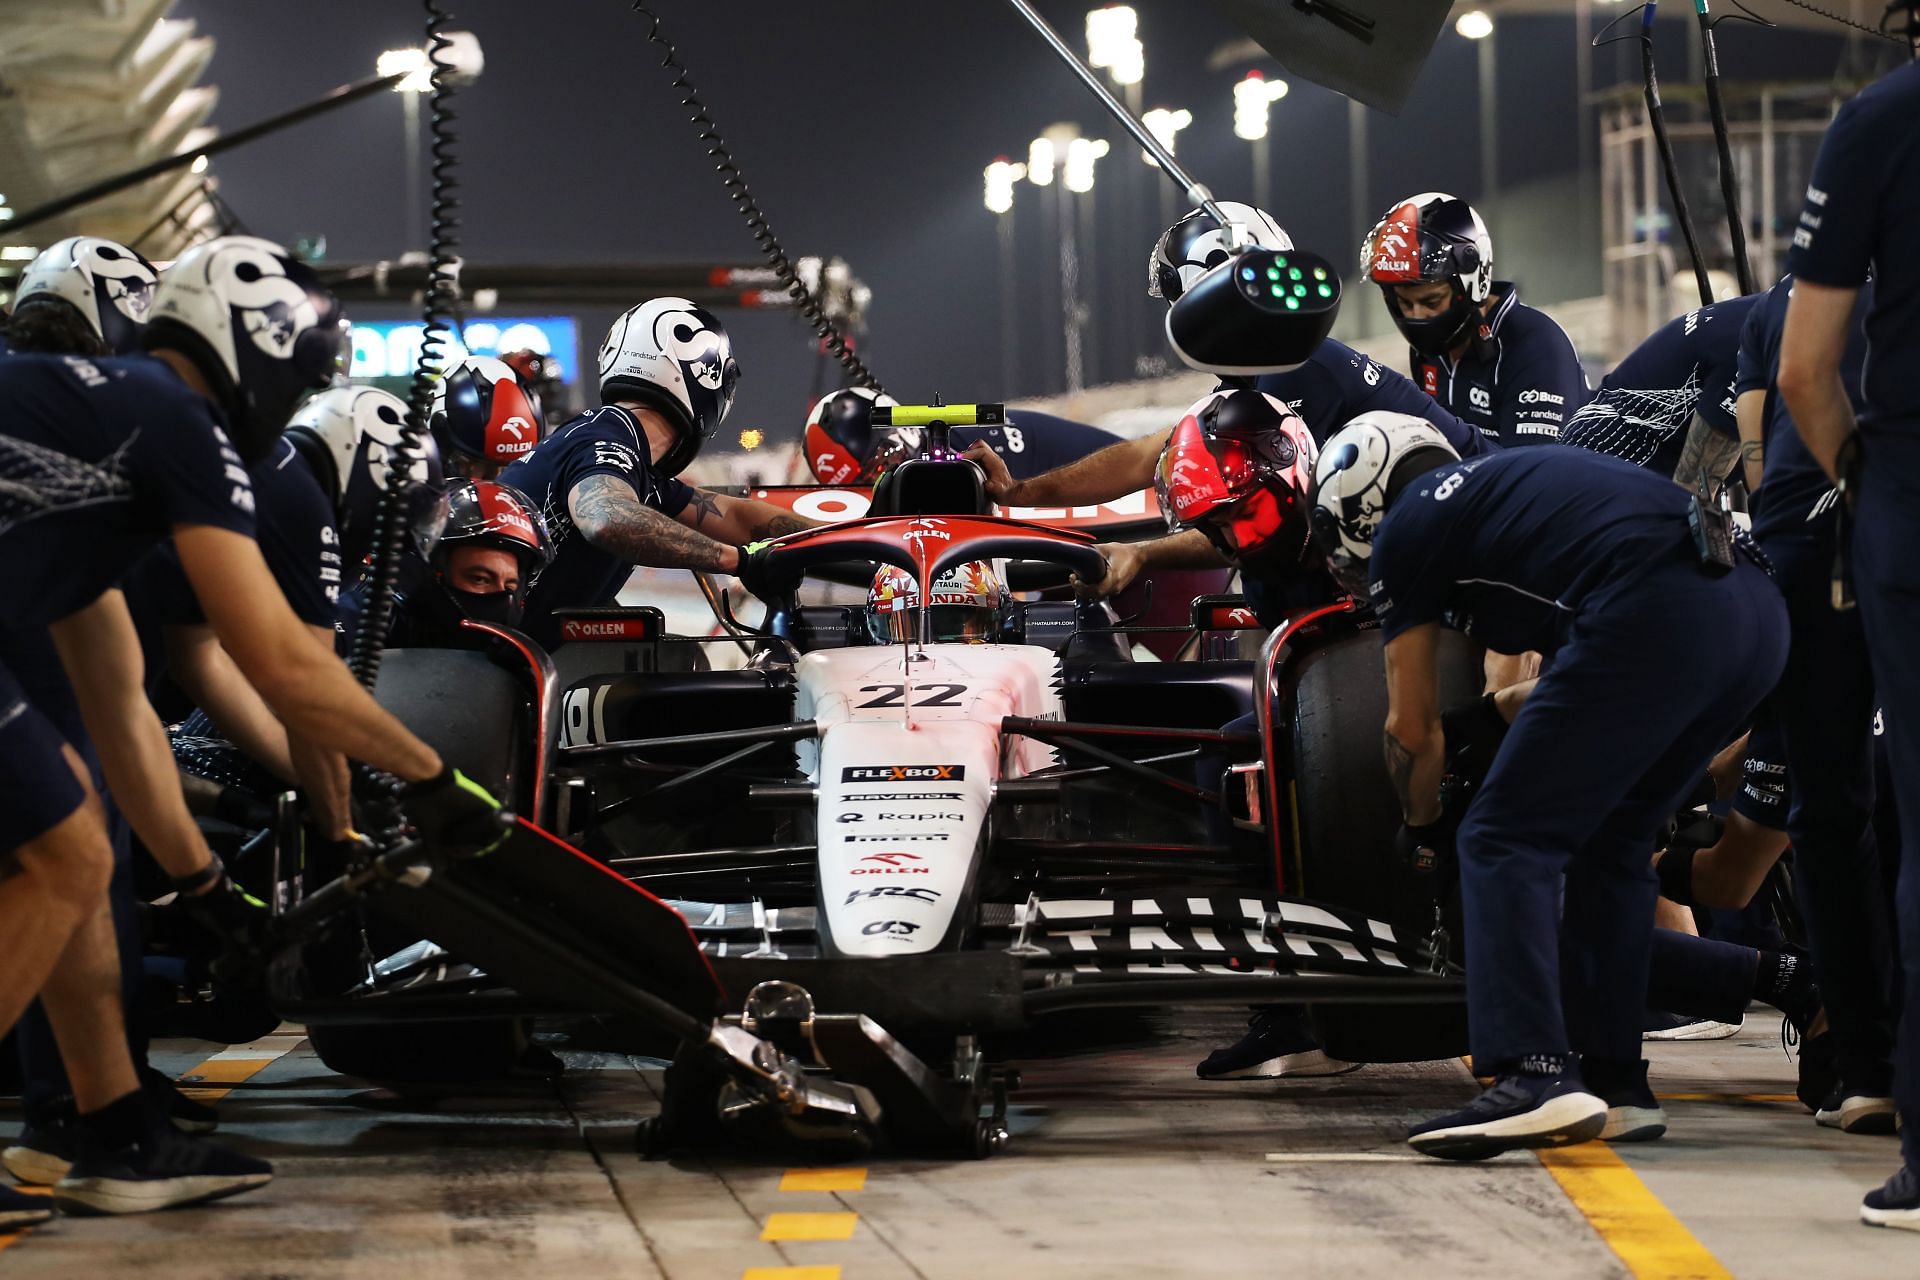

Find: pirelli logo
<box><xmin>841</xmin><ymin>764</ymin><xmax>966</xmax><ymax>782</ymax></box>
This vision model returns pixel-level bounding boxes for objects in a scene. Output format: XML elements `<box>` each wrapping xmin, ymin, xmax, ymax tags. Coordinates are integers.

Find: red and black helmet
<box><xmin>1361</xmin><ymin>192</ymin><xmax>1495</xmax><ymax>358</ymax></box>
<box><xmin>435</xmin><ymin>479</ymin><xmax>554</xmax><ymax>595</ymax></box>
<box><xmin>432</xmin><ymin>355</ymin><xmax>544</xmax><ymax>470</ymax></box>
<box><xmin>1155</xmin><ymin>387</ymin><xmax>1318</xmax><ymax>573</ymax></box>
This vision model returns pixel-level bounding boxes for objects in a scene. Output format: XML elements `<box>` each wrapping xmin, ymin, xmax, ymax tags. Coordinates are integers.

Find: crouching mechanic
<box><xmin>500</xmin><ymin>297</ymin><xmax>816</xmax><ymax>649</ymax></box>
<box><xmin>1311</xmin><ymin>412</ymin><xmax>1785</xmax><ymax>1159</ymax></box>
<box><xmin>0</xmin><ymin>235</ymin><xmax>505</xmax><ymax>1215</ymax></box>
<box><xmin>1362</xmin><ymin>192</ymin><xmax>1588</xmax><ymax>448</ymax></box>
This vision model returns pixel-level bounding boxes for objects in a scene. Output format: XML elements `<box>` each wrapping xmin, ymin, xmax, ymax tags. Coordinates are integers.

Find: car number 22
<box><xmin>855</xmin><ymin>683</ymin><xmax>968</xmax><ymax>709</ymax></box>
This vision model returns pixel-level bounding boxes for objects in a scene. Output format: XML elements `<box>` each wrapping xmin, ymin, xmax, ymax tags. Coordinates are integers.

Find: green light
<box><xmin>1284</xmin><ymin>297</ymin><xmax>1300</xmax><ymax>311</ymax></box>
<box><xmin>1288</xmin><ymin>268</ymin><xmax>1303</xmax><ymax>281</ymax></box>
<box><xmin>1317</xmin><ymin>284</ymin><xmax>1333</xmax><ymax>298</ymax></box>
<box><xmin>1265</xmin><ymin>267</ymin><xmax>1281</xmax><ymax>281</ymax></box>
<box><xmin>1274</xmin><ymin>255</ymin><xmax>1288</xmax><ymax>268</ymax></box>
<box><xmin>1293</xmin><ymin>284</ymin><xmax>1307</xmax><ymax>297</ymax></box>
<box><xmin>1313</xmin><ymin>266</ymin><xmax>1328</xmax><ymax>281</ymax></box>
<box><xmin>1270</xmin><ymin>284</ymin><xmax>1284</xmax><ymax>297</ymax></box>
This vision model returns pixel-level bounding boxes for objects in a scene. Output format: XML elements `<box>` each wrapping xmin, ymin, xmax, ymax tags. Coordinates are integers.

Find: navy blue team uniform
<box><xmin>0</xmin><ymin>352</ymin><xmax>255</xmax><ymax>850</ymax></box>
<box><xmin>1563</xmin><ymin>294</ymin><xmax>1757</xmax><ymax>476</ymax></box>
<box><xmin>1371</xmin><ymin>448</ymin><xmax>1784</xmax><ymax>1071</ymax></box>
<box><xmin>1238</xmin><ymin>340</ymin><xmax>1494</xmax><ymax>626</ymax></box>
<box><xmin>952</xmin><ymin>410</ymin><xmax>1119</xmax><ymax>481</ymax></box>
<box><xmin>1788</xmin><ymin>59</ymin><xmax>1920</xmax><ymax>1168</ymax></box>
<box><xmin>498</xmin><ymin>404</ymin><xmax>695</xmax><ymax>650</ymax></box>
<box><xmin>1406</xmin><ymin>284</ymin><xmax>1589</xmax><ymax>448</ymax></box>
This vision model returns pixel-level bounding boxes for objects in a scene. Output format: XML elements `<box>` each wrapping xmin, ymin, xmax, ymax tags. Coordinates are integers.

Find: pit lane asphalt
<box><xmin>1</xmin><ymin>1009</ymin><xmax>1909</xmax><ymax>1278</ymax></box>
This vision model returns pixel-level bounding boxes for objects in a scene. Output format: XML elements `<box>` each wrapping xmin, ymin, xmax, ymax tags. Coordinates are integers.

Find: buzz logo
<box><xmin>1516</xmin><ymin>389</ymin><xmax>1563</xmax><ymax>406</ymax></box>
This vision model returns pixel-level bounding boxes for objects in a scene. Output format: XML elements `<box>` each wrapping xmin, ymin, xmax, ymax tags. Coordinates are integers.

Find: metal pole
<box><xmin>1348</xmin><ymin>98</ymin><xmax>1370</xmax><ymax>262</ymax></box>
<box><xmin>402</xmin><ymin>89</ymin><xmax>424</xmax><ymax>251</ymax></box>
<box><xmin>1639</xmin><ymin>2</ymin><xmax>1715</xmax><ymax>305</ymax></box>
<box><xmin>1078</xmin><ymin>184</ymin><xmax>1099</xmax><ymax>384</ymax></box>
<box><xmin>1253</xmin><ymin>135</ymin><xmax>1271</xmax><ymax>212</ymax></box>
<box><xmin>1059</xmin><ymin>184</ymin><xmax>1083</xmax><ymax>392</ymax></box>
<box><xmin>998</xmin><ymin>208</ymin><xmax>1019</xmax><ymax>393</ymax></box>
<box><xmin>1478</xmin><ymin>29</ymin><xmax>1498</xmax><ymax>212</ymax></box>
<box><xmin>5</xmin><ymin>71</ymin><xmax>409</xmax><ymax>235</ymax></box>
<box><xmin>1001</xmin><ymin>0</ymin><xmax>1229</xmax><ymax>228</ymax></box>
<box><xmin>1576</xmin><ymin>0</ymin><xmax>1595</xmax><ymax>286</ymax></box>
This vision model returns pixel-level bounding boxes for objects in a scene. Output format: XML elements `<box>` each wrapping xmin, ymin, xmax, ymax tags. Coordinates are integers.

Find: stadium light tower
<box><xmin>1233</xmin><ymin>71</ymin><xmax>1289</xmax><ymax>210</ymax></box>
<box><xmin>1140</xmin><ymin>107</ymin><xmax>1192</xmax><ymax>166</ymax></box>
<box><xmin>1085</xmin><ymin>7</ymin><xmax>1143</xmax><ymax>87</ymax></box>
<box><xmin>986</xmin><ymin>157</ymin><xmax>1028</xmax><ymax>389</ymax></box>
<box><xmin>378</xmin><ymin>47</ymin><xmax>433</xmax><ymax>250</ymax></box>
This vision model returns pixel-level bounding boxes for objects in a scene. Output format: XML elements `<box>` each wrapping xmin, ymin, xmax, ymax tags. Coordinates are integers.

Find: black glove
<box><xmin>401</xmin><ymin>766</ymin><xmax>508</xmax><ymax>854</ymax></box>
<box><xmin>734</xmin><ymin>540</ymin><xmax>797</xmax><ymax>606</ymax></box>
<box><xmin>211</xmin><ymin>784</ymin><xmax>276</xmax><ymax>831</ymax></box>
<box><xmin>1396</xmin><ymin>819</ymin><xmax>1457</xmax><ymax>878</ymax></box>
<box><xmin>176</xmin><ymin>866</ymin><xmax>274</xmax><ymax>978</ymax></box>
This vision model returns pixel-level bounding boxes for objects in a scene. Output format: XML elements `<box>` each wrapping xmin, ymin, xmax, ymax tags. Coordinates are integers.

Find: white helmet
<box><xmin>1149</xmin><ymin>202</ymin><xmax>1293</xmax><ymax>302</ymax></box>
<box><xmin>285</xmin><ymin>386</ymin><xmax>443</xmax><ymax>569</ymax></box>
<box><xmin>143</xmin><ymin>235</ymin><xmax>346</xmax><ymax>461</ymax></box>
<box><xmin>1309</xmin><ymin>411</ymin><xmax>1460</xmax><ymax>594</ymax></box>
<box><xmin>867</xmin><ymin>560</ymin><xmax>1008</xmax><ymax>644</ymax></box>
<box><xmin>14</xmin><ymin>236</ymin><xmax>158</xmax><ymax>354</ymax></box>
<box><xmin>596</xmin><ymin>296</ymin><xmax>740</xmax><ymax>477</ymax></box>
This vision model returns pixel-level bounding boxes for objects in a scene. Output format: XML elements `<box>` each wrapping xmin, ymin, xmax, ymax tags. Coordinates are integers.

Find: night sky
<box><xmin>173</xmin><ymin>0</ymin><xmax>1856</xmax><ymax>444</ymax></box>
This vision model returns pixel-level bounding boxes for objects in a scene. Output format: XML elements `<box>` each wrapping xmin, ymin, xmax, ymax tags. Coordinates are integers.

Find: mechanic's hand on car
<box><xmin>735</xmin><ymin>539</ymin><xmax>799</xmax><ymax>607</ymax></box>
<box><xmin>1076</xmin><ymin>542</ymin><xmax>1139</xmax><ymax>599</ymax></box>
<box><xmin>402</xmin><ymin>766</ymin><xmax>509</xmax><ymax>855</ymax></box>
<box><xmin>963</xmin><ymin>441</ymin><xmax>1020</xmax><ymax>505</ymax></box>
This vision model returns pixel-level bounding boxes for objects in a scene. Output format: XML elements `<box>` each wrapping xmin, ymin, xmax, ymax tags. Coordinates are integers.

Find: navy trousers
<box><xmin>1848</xmin><ymin>429</ymin><xmax>1920</xmax><ymax>1167</ymax></box>
<box><xmin>1457</xmin><ymin>557</ymin><xmax>1787</xmax><ymax>1070</ymax></box>
<box><xmin>1765</xmin><ymin>528</ymin><xmax>1896</xmax><ymax>1088</ymax></box>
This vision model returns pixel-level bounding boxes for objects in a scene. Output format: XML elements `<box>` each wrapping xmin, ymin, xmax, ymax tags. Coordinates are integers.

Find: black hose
<box><xmin>1696</xmin><ymin>3</ymin><xmax>1756</xmax><ymax>294</ymax></box>
<box><xmin>1598</xmin><ymin>4</ymin><xmax>1714</xmax><ymax>306</ymax></box>
<box><xmin>631</xmin><ymin>1</ymin><xmax>883</xmax><ymax>395</ymax></box>
<box><xmin>347</xmin><ymin>0</ymin><xmax>461</xmax><ymax>691</ymax></box>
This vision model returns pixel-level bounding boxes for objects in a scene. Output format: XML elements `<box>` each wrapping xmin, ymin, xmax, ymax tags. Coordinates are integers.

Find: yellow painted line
<box><xmin>176</xmin><ymin>1033</ymin><xmax>304</xmax><ymax>1101</ymax></box>
<box><xmin>0</xmin><ymin>1184</ymin><xmax>54</xmax><ymax>1254</ymax></box>
<box><xmin>779</xmin><ymin>1167</ymin><xmax>868</xmax><ymax>1193</ymax></box>
<box><xmin>743</xmin><ymin>1269</ymin><xmax>843</xmax><ymax>1280</ymax></box>
<box><xmin>1656</xmin><ymin>1092</ymin><xmax>1797</xmax><ymax>1105</ymax></box>
<box><xmin>1538</xmin><ymin>1143</ymin><xmax>1731</xmax><ymax>1280</ymax></box>
<box><xmin>760</xmin><ymin>1211</ymin><xmax>859</xmax><ymax>1242</ymax></box>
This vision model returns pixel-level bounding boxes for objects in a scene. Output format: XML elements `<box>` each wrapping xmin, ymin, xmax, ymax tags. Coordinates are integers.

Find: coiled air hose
<box><xmin>348</xmin><ymin>0</ymin><xmax>463</xmax><ymax>691</ymax></box>
<box><xmin>631</xmin><ymin>1</ymin><xmax>884</xmax><ymax>395</ymax></box>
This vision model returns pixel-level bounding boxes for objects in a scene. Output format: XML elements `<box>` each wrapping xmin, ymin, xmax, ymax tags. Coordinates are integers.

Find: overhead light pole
<box><xmin>985</xmin><ymin>156</ymin><xmax>1028</xmax><ymax>392</ymax></box>
<box><xmin>377</xmin><ymin>47</ymin><xmax>434</xmax><ymax>250</ymax></box>
<box><xmin>1086</xmin><ymin>6</ymin><xmax>1142</xmax><ymax>384</ymax></box>
<box><xmin>1455</xmin><ymin>11</ymin><xmax>1498</xmax><ymax>212</ymax></box>
<box><xmin>1233</xmin><ymin>71</ymin><xmax>1288</xmax><ymax>211</ymax></box>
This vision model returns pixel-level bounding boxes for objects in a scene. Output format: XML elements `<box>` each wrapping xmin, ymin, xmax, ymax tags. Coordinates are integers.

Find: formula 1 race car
<box><xmin>255</xmin><ymin>406</ymin><xmax>1483</xmax><ymax>1158</ymax></box>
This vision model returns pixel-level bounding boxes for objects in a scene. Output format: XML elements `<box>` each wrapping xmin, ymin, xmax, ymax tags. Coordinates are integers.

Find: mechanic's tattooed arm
<box><xmin>570</xmin><ymin>474</ymin><xmax>737</xmax><ymax>572</ymax></box>
<box><xmin>1672</xmin><ymin>414</ymin><xmax>1742</xmax><ymax>497</ymax></box>
<box><xmin>1734</xmin><ymin>388</ymin><xmax>1768</xmax><ymax>496</ymax></box>
<box><xmin>676</xmin><ymin>486</ymin><xmax>817</xmax><ymax>544</ymax></box>
<box><xmin>1379</xmin><ymin>624</ymin><xmax>1447</xmax><ymax>825</ymax></box>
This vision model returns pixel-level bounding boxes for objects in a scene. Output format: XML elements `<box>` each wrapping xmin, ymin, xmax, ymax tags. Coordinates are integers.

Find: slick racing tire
<box><xmin>1289</xmin><ymin>629</ymin><xmax>1480</xmax><ymax>1063</ymax></box>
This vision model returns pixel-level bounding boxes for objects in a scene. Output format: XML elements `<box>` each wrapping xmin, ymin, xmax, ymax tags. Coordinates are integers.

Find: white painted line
<box><xmin>1263</xmin><ymin>1152</ymin><xmax>1537</xmax><ymax>1164</ymax></box>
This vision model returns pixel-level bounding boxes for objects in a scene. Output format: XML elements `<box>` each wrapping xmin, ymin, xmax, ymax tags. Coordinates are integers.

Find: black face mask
<box><xmin>1385</xmin><ymin>286</ymin><xmax>1478</xmax><ymax>359</ymax></box>
<box><xmin>448</xmin><ymin>587</ymin><xmax>522</xmax><ymax>628</ymax></box>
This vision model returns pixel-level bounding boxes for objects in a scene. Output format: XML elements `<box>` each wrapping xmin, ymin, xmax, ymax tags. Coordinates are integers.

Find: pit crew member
<box><xmin>499</xmin><ymin>297</ymin><xmax>815</xmax><ymax>649</ymax></box>
<box><xmin>0</xmin><ymin>236</ymin><xmax>500</xmax><ymax>1215</ymax></box>
<box><xmin>1777</xmin><ymin>32</ymin><xmax>1920</xmax><ymax>1223</ymax></box>
<box><xmin>1312</xmin><ymin>413</ymin><xmax>1785</xmax><ymax>1159</ymax></box>
<box><xmin>1362</xmin><ymin>192</ymin><xmax>1588</xmax><ymax>447</ymax></box>
<box><xmin>968</xmin><ymin>204</ymin><xmax>1494</xmax><ymax>607</ymax></box>
<box><xmin>434</xmin><ymin>353</ymin><xmax>543</xmax><ymax>480</ymax></box>
<box><xmin>1560</xmin><ymin>291</ymin><xmax>1759</xmax><ymax>488</ymax></box>
<box><xmin>1</xmin><ymin>236</ymin><xmax>156</xmax><ymax>359</ymax></box>
<box><xmin>803</xmin><ymin>384</ymin><xmax>1121</xmax><ymax>486</ymax></box>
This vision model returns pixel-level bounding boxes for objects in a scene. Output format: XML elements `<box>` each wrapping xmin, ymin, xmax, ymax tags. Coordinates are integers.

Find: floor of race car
<box><xmin>1</xmin><ymin>1009</ymin><xmax>1908</xmax><ymax>1278</ymax></box>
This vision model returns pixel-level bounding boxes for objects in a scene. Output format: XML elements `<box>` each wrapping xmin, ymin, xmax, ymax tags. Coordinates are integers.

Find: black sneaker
<box><xmin>0</xmin><ymin>1184</ymin><xmax>53</xmax><ymax>1231</ymax></box>
<box><xmin>141</xmin><ymin>1065</ymin><xmax>219</xmax><ymax>1134</ymax></box>
<box><xmin>1793</xmin><ymin>1031</ymin><xmax>1839</xmax><ymax>1114</ymax></box>
<box><xmin>1196</xmin><ymin>1009</ymin><xmax>1360</xmax><ymax>1080</ymax></box>
<box><xmin>2</xmin><ymin>1105</ymin><xmax>77</xmax><ymax>1186</ymax></box>
<box><xmin>1408</xmin><ymin>1065</ymin><xmax>1606</xmax><ymax>1161</ymax></box>
<box><xmin>53</xmin><ymin>1122</ymin><xmax>272</xmax><ymax>1215</ymax></box>
<box><xmin>1862</xmin><ymin>1165</ymin><xmax>1920</xmax><ymax>1231</ymax></box>
<box><xmin>1581</xmin><ymin>1057</ymin><xmax>1667</xmax><ymax>1143</ymax></box>
<box><xmin>1816</xmin><ymin>1081</ymin><xmax>1898</xmax><ymax>1135</ymax></box>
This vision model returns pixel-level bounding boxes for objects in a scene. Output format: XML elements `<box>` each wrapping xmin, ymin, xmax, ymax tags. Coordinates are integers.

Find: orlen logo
<box><xmin>901</xmin><ymin>519</ymin><xmax>951</xmax><ymax>544</ymax></box>
<box><xmin>849</xmin><ymin>851</ymin><xmax>930</xmax><ymax>875</ymax></box>
<box><xmin>815</xmin><ymin>449</ymin><xmax>858</xmax><ymax>486</ymax></box>
<box><xmin>1421</xmin><ymin>365</ymin><xmax>1439</xmax><ymax>396</ymax></box>
<box><xmin>491</xmin><ymin>416</ymin><xmax>537</xmax><ymax>457</ymax></box>
<box><xmin>841</xmin><ymin>764</ymin><xmax>965</xmax><ymax>782</ymax></box>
